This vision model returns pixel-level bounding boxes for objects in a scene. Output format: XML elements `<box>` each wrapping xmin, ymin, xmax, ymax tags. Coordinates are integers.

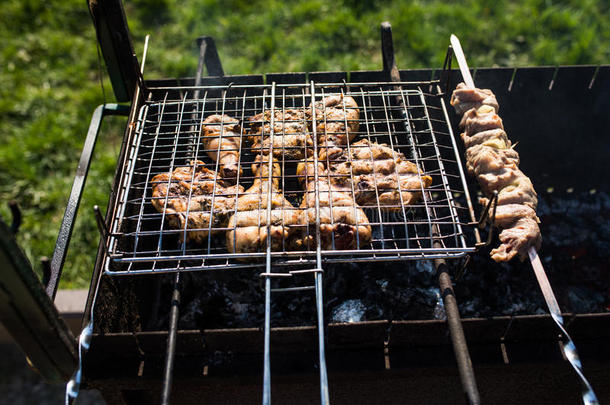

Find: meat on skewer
<box><xmin>151</xmin><ymin>161</ymin><xmax>244</xmax><ymax>244</ymax></box>
<box><xmin>324</xmin><ymin>139</ymin><xmax>432</xmax><ymax>211</ymax></box>
<box><xmin>451</xmin><ymin>83</ymin><xmax>541</xmax><ymax>262</ymax></box>
<box><xmin>450</xmin><ymin>82</ymin><xmax>499</xmax><ymax>116</ymax></box>
<box><xmin>226</xmin><ymin>155</ymin><xmax>303</xmax><ymax>254</ymax></box>
<box><xmin>201</xmin><ymin>114</ymin><xmax>243</xmax><ymax>182</ymax></box>
<box><xmin>296</xmin><ymin>159</ymin><xmax>371</xmax><ymax>250</ymax></box>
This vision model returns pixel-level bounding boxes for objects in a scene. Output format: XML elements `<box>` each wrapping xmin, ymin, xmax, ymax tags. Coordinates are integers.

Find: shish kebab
<box><xmin>449</xmin><ymin>34</ymin><xmax>599</xmax><ymax>405</ymax></box>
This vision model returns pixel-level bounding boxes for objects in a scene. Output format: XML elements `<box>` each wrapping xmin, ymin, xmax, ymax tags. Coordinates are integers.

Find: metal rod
<box><xmin>141</xmin><ymin>34</ymin><xmax>150</xmax><ymax>74</ymax></box>
<box><xmin>193</xmin><ymin>37</ymin><xmax>207</xmax><ymax>101</ymax></box>
<box><xmin>529</xmin><ymin>247</ymin><xmax>599</xmax><ymax>405</ymax></box>
<box><xmin>436</xmin><ymin>257</ymin><xmax>481</xmax><ymax>405</ymax></box>
<box><xmin>262</xmin><ymin>83</ymin><xmax>277</xmax><ymax>405</ymax></box>
<box><xmin>161</xmin><ymin>272</ymin><xmax>181</xmax><ymax>405</ymax></box>
<box><xmin>310</xmin><ymin>80</ymin><xmax>330</xmax><ymax>404</ymax></box>
<box><xmin>315</xmin><ymin>271</ymin><xmax>329</xmax><ymax>404</ymax></box>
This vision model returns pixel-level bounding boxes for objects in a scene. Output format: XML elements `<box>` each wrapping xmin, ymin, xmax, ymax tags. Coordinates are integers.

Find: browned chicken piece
<box><xmin>465</xmin><ymin>144</ymin><xmax>520</xmax><ymax>176</ymax></box>
<box><xmin>450</xmin><ymin>82</ymin><xmax>499</xmax><ymax>116</ymax></box>
<box><xmin>312</xmin><ymin>95</ymin><xmax>360</xmax><ymax>161</ymax></box>
<box><xmin>451</xmin><ymin>84</ymin><xmax>541</xmax><ymax>262</ymax></box>
<box><xmin>248</xmin><ymin>109</ymin><xmax>313</xmax><ymax>160</ymax></box>
<box><xmin>151</xmin><ymin>161</ymin><xmax>244</xmax><ymax>244</ymax></box>
<box><xmin>296</xmin><ymin>159</ymin><xmax>371</xmax><ymax>250</ymax></box>
<box><xmin>201</xmin><ymin>114</ymin><xmax>243</xmax><ymax>181</ymax></box>
<box><xmin>326</xmin><ymin>139</ymin><xmax>432</xmax><ymax>210</ymax></box>
<box><xmin>460</xmin><ymin>105</ymin><xmax>504</xmax><ymax>134</ymax></box>
<box><xmin>226</xmin><ymin>155</ymin><xmax>303</xmax><ymax>254</ymax></box>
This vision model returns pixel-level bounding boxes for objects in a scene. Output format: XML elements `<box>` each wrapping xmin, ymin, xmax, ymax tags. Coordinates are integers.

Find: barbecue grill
<box><xmin>2</xmin><ymin>0</ymin><xmax>610</xmax><ymax>404</ymax></box>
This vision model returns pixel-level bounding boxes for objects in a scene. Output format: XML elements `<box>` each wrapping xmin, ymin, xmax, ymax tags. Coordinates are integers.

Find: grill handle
<box><xmin>46</xmin><ymin>104</ymin><xmax>130</xmax><ymax>300</ymax></box>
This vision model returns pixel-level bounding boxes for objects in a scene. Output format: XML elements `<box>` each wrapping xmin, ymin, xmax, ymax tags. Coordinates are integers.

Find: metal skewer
<box><xmin>450</xmin><ymin>33</ymin><xmax>599</xmax><ymax>405</ymax></box>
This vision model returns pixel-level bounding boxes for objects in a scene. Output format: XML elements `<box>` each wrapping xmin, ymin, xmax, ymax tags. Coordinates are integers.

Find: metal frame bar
<box><xmin>46</xmin><ymin>103</ymin><xmax>130</xmax><ymax>300</ymax></box>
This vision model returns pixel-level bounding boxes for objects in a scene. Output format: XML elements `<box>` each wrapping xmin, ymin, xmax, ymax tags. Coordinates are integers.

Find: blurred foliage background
<box><xmin>0</xmin><ymin>0</ymin><xmax>608</xmax><ymax>288</ymax></box>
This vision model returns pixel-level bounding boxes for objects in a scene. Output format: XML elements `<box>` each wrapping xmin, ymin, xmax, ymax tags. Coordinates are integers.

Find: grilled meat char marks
<box><xmin>313</xmin><ymin>95</ymin><xmax>360</xmax><ymax>161</ymax></box>
<box><xmin>297</xmin><ymin>159</ymin><xmax>372</xmax><ymax>250</ymax></box>
<box><xmin>226</xmin><ymin>155</ymin><xmax>303</xmax><ymax>255</ymax></box>
<box><xmin>324</xmin><ymin>139</ymin><xmax>432</xmax><ymax>211</ymax></box>
<box><xmin>451</xmin><ymin>84</ymin><xmax>541</xmax><ymax>262</ymax></box>
<box><xmin>151</xmin><ymin>161</ymin><xmax>244</xmax><ymax>244</ymax></box>
<box><xmin>248</xmin><ymin>109</ymin><xmax>313</xmax><ymax>161</ymax></box>
<box><xmin>201</xmin><ymin>114</ymin><xmax>243</xmax><ymax>182</ymax></box>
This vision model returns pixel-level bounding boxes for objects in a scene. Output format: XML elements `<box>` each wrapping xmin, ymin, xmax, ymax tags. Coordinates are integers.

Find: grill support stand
<box><xmin>381</xmin><ymin>22</ymin><xmax>481</xmax><ymax>405</ymax></box>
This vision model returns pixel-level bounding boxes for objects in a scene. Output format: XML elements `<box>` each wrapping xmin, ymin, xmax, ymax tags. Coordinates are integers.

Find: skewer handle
<box><xmin>529</xmin><ymin>247</ymin><xmax>599</xmax><ymax>405</ymax></box>
<box><xmin>450</xmin><ymin>35</ymin><xmax>475</xmax><ymax>89</ymax></box>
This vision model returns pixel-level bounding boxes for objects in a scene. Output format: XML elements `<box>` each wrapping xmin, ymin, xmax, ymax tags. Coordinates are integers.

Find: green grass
<box><xmin>0</xmin><ymin>0</ymin><xmax>608</xmax><ymax>288</ymax></box>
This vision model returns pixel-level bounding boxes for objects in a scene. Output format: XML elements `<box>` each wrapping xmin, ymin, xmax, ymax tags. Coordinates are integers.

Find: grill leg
<box><xmin>161</xmin><ymin>273</ymin><xmax>181</xmax><ymax>405</ymax></box>
<box><xmin>435</xmin><ymin>258</ymin><xmax>480</xmax><ymax>405</ymax></box>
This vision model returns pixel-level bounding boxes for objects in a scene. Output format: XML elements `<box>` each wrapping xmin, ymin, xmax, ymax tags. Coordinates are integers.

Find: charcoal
<box><xmin>568</xmin><ymin>286</ymin><xmax>606</xmax><ymax>314</ymax></box>
<box><xmin>331</xmin><ymin>299</ymin><xmax>366</xmax><ymax>323</ymax></box>
<box><xmin>139</xmin><ymin>191</ymin><xmax>610</xmax><ymax>332</ymax></box>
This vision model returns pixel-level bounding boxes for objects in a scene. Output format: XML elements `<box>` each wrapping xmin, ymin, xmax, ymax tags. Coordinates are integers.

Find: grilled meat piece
<box><xmin>202</xmin><ymin>114</ymin><xmax>243</xmax><ymax>181</ymax></box>
<box><xmin>450</xmin><ymin>82</ymin><xmax>499</xmax><ymax>115</ymax></box>
<box><xmin>465</xmin><ymin>144</ymin><xmax>520</xmax><ymax>176</ymax></box>
<box><xmin>296</xmin><ymin>159</ymin><xmax>371</xmax><ymax>250</ymax></box>
<box><xmin>151</xmin><ymin>161</ymin><xmax>244</xmax><ymax>244</ymax></box>
<box><xmin>479</xmin><ymin>173</ymin><xmax>538</xmax><ymax>211</ymax></box>
<box><xmin>248</xmin><ymin>109</ymin><xmax>313</xmax><ymax>160</ymax></box>
<box><xmin>313</xmin><ymin>94</ymin><xmax>360</xmax><ymax>161</ymax></box>
<box><xmin>226</xmin><ymin>155</ymin><xmax>303</xmax><ymax>254</ymax></box>
<box><xmin>451</xmin><ymin>82</ymin><xmax>541</xmax><ymax>262</ymax></box>
<box><xmin>490</xmin><ymin>203</ymin><xmax>539</xmax><ymax>228</ymax></box>
<box><xmin>326</xmin><ymin>139</ymin><xmax>432</xmax><ymax>210</ymax></box>
<box><xmin>460</xmin><ymin>105</ymin><xmax>504</xmax><ymax>134</ymax></box>
<box><xmin>487</xmin><ymin>203</ymin><xmax>541</xmax><ymax>262</ymax></box>
<box><xmin>491</xmin><ymin>217</ymin><xmax>541</xmax><ymax>262</ymax></box>
<box><xmin>462</xmin><ymin>128</ymin><xmax>511</xmax><ymax>150</ymax></box>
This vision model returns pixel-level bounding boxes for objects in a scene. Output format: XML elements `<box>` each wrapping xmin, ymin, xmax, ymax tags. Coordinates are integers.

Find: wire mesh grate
<box><xmin>104</xmin><ymin>81</ymin><xmax>477</xmax><ymax>275</ymax></box>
